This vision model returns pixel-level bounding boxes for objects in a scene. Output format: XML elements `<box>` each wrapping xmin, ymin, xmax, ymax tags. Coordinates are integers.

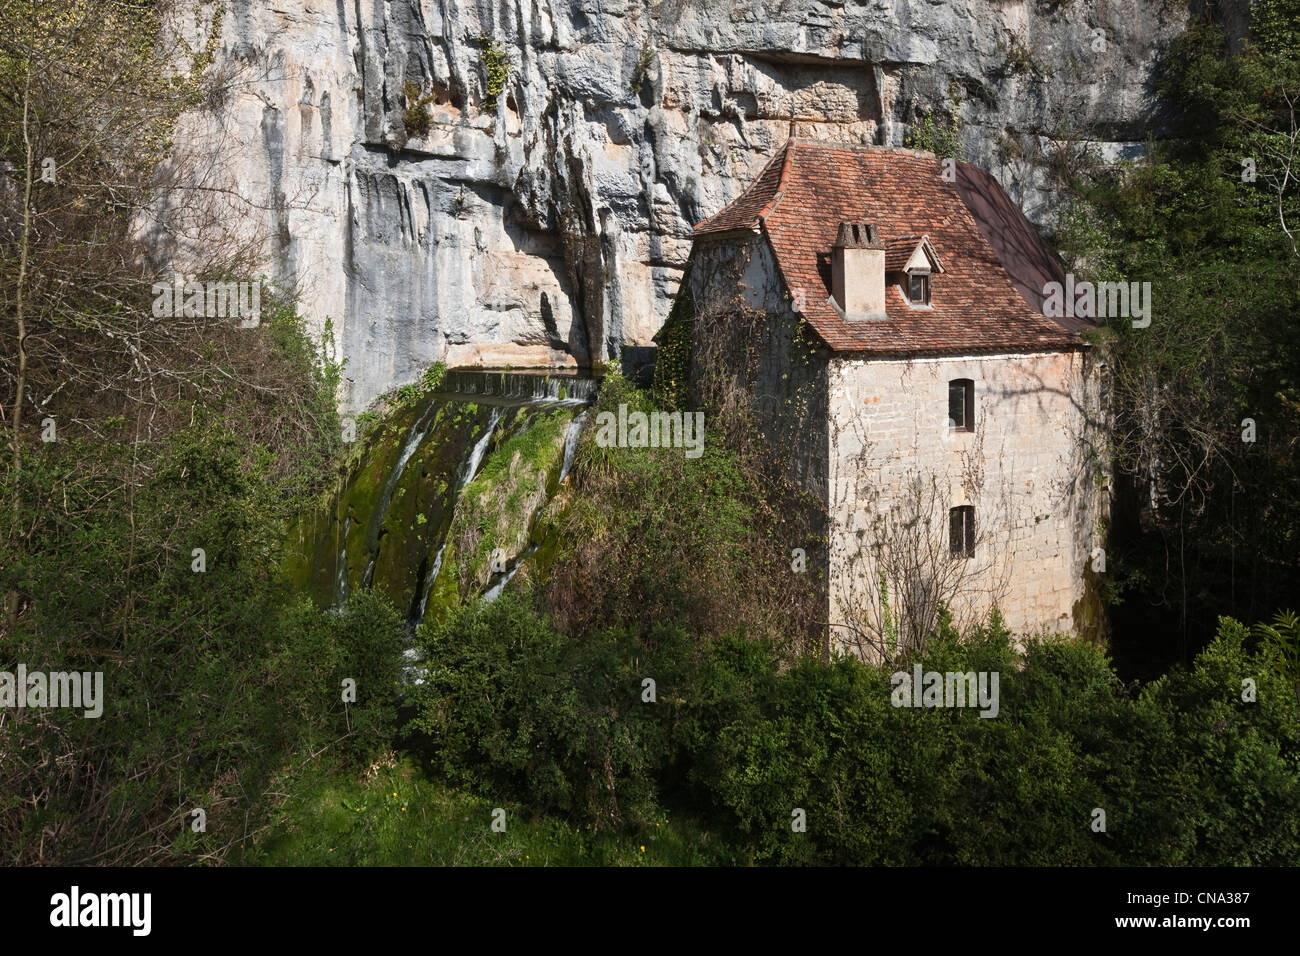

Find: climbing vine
<box><xmin>651</xmin><ymin>272</ymin><xmax>693</xmax><ymax>408</ymax></box>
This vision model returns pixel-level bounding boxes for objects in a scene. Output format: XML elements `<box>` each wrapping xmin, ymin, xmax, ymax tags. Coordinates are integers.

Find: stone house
<box><xmin>680</xmin><ymin>139</ymin><xmax>1107</xmax><ymax>660</ymax></box>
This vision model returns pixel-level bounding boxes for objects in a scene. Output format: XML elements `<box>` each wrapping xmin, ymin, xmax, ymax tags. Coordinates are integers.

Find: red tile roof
<box><xmin>692</xmin><ymin>140</ymin><xmax>1083</xmax><ymax>355</ymax></box>
<box><xmin>883</xmin><ymin>236</ymin><xmax>924</xmax><ymax>274</ymax></box>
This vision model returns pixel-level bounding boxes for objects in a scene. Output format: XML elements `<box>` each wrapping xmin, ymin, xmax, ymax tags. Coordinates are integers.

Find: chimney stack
<box><xmin>832</xmin><ymin>221</ymin><xmax>887</xmax><ymax>321</ymax></box>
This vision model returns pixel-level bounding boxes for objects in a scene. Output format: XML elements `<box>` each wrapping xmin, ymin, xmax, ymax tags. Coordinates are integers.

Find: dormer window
<box><xmin>885</xmin><ymin>235</ymin><xmax>944</xmax><ymax>309</ymax></box>
<box><xmin>908</xmin><ymin>273</ymin><xmax>930</xmax><ymax>305</ymax></box>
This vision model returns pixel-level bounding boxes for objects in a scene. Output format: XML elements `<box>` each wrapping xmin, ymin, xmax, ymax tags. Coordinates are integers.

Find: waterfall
<box><xmin>435</xmin><ymin>369</ymin><xmax>597</xmax><ymax>405</ymax></box>
<box><xmin>305</xmin><ymin>367</ymin><xmax>600</xmax><ymax>634</ymax></box>
<box><xmin>410</xmin><ymin>406</ymin><xmax>502</xmax><ymax>624</ymax></box>
<box><xmin>558</xmin><ymin>409</ymin><xmax>589</xmax><ymax>485</ymax></box>
<box><xmin>462</xmin><ymin>407</ymin><xmax>502</xmax><ymax>484</ymax></box>
<box><xmin>333</xmin><ymin>515</ymin><xmax>351</xmax><ymax>606</ymax></box>
<box><xmin>410</xmin><ymin>543</ymin><xmax>447</xmax><ymax>625</ymax></box>
<box><xmin>482</xmin><ymin>543</ymin><xmax>537</xmax><ymax>603</ymax></box>
<box><xmin>359</xmin><ymin>399</ymin><xmax>442</xmax><ymax>592</ymax></box>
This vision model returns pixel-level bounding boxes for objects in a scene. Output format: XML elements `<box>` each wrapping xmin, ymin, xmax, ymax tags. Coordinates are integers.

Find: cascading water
<box><xmin>558</xmin><ymin>409</ymin><xmax>589</xmax><ymax>485</ymax></box>
<box><xmin>479</xmin><ymin>409</ymin><xmax>590</xmax><ymax>606</ymax></box>
<box><xmin>482</xmin><ymin>544</ymin><xmax>536</xmax><ymax>603</ymax></box>
<box><xmin>283</xmin><ymin>368</ymin><xmax>598</xmax><ymax>635</ymax></box>
<box><xmin>358</xmin><ymin>399</ymin><xmax>442</xmax><ymax>593</ymax></box>
<box><xmin>410</xmin><ymin>405</ymin><xmax>502</xmax><ymax>624</ymax></box>
<box><xmin>334</xmin><ymin>516</ymin><xmax>351</xmax><ymax>605</ymax></box>
<box><xmin>433</xmin><ymin>369</ymin><xmax>598</xmax><ymax>405</ymax></box>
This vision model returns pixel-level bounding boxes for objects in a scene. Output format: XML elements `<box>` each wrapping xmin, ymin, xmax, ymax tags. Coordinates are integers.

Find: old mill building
<box><xmin>680</xmin><ymin>139</ymin><xmax>1107</xmax><ymax>660</ymax></box>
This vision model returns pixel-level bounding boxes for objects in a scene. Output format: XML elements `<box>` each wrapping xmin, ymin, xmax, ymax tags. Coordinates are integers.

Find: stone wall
<box><xmin>826</xmin><ymin>348</ymin><xmax>1106</xmax><ymax>659</ymax></box>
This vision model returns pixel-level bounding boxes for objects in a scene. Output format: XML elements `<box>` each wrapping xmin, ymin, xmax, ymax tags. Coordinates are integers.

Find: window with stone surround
<box><xmin>949</xmin><ymin>505</ymin><xmax>975</xmax><ymax>559</ymax></box>
<box><xmin>948</xmin><ymin>378</ymin><xmax>974</xmax><ymax>431</ymax></box>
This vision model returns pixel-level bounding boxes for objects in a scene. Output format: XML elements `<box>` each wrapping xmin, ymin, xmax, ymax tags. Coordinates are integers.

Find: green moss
<box><xmin>288</xmin><ymin>382</ymin><xmax>586</xmax><ymax>622</ymax></box>
<box><xmin>452</xmin><ymin>406</ymin><xmax>571</xmax><ymax>595</ymax></box>
<box><xmin>1073</xmin><ymin>562</ymin><xmax>1111</xmax><ymax>647</ymax></box>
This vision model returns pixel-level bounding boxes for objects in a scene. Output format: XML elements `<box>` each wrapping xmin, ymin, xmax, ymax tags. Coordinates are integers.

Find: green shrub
<box><xmin>544</xmin><ymin>368</ymin><xmax>818</xmax><ymax>648</ymax></box>
<box><xmin>403</xmin><ymin>81</ymin><xmax>433</xmax><ymax>138</ymax></box>
<box><xmin>682</xmin><ymin>614</ymin><xmax>1300</xmax><ymax>865</ymax></box>
<box><xmin>406</xmin><ymin>590</ymin><xmax>1300</xmax><ymax>864</ymax></box>
<box><xmin>478</xmin><ymin>37</ymin><xmax>510</xmax><ymax>113</ymax></box>
<box><xmin>276</xmin><ymin>591</ymin><xmax>406</xmax><ymax>762</ymax></box>
<box><xmin>409</xmin><ymin>593</ymin><xmax>691</xmax><ymax>827</ymax></box>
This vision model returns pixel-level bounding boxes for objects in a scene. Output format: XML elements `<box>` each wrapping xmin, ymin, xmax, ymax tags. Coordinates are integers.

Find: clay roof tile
<box><xmin>692</xmin><ymin>140</ymin><xmax>1082</xmax><ymax>355</ymax></box>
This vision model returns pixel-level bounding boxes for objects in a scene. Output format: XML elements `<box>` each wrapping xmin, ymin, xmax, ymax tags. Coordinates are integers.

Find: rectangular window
<box><xmin>948</xmin><ymin>378</ymin><xmax>974</xmax><ymax>431</ymax></box>
<box><xmin>909</xmin><ymin>273</ymin><xmax>930</xmax><ymax>305</ymax></box>
<box><xmin>949</xmin><ymin>506</ymin><xmax>975</xmax><ymax>558</ymax></box>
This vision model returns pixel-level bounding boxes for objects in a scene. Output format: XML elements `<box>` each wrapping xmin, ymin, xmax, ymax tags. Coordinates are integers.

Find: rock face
<box><xmin>178</xmin><ymin>0</ymin><xmax>1207</xmax><ymax>411</ymax></box>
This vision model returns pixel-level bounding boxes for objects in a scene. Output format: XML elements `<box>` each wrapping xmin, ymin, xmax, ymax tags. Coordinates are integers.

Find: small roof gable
<box><xmin>691</xmin><ymin>140</ymin><xmax>1081</xmax><ymax>355</ymax></box>
<box><xmin>884</xmin><ymin>235</ymin><xmax>944</xmax><ymax>275</ymax></box>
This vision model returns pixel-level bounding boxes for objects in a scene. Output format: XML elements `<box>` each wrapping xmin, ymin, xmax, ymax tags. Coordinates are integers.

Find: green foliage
<box><xmin>410</xmin><ymin>594</ymin><xmax>691</xmax><ymax>828</ymax></box>
<box><xmin>390</xmin><ymin>361</ymin><xmax>447</xmax><ymax>411</ymax></box>
<box><xmin>546</xmin><ymin>369</ymin><xmax>790</xmax><ymax>642</ymax></box>
<box><xmin>409</xmin><ymin>600</ymin><xmax>1300</xmax><ymax>864</ymax></box>
<box><xmin>249</xmin><ymin>755</ymin><xmax>736</xmax><ymax>866</ymax></box>
<box><xmin>276</xmin><ymin>591</ymin><xmax>406</xmax><ymax>760</ymax></box>
<box><xmin>688</xmin><ymin>615</ymin><xmax>1300</xmax><ymax>864</ymax></box>
<box><xmin>651</xmin><ymin>280</ymin><xmax>693</xmax><ymax>410</ymax></box>
<box><xmin>0</xmin><ymin>287</ymin><xmax>379</xmax><ymax>863</ymax></box>
<box><xmin>402</xmin><ymin>80</ymin><xmax>434</xmax><ymax>138</ymax></box>
<box><xmin>478</xmin><ymin>37</ymin><xmax>510</xmax><ymax>114</ymax></box>
<box><xmin>1053</xmin><ymin>3</ymin><xmax>1300</xmax><ymax>663</ymax></box>
<box><xmin>1118</xmin><ymin>618</ymin><xmax>1300</xmax><ymax>864</ymax></box>
<box><xmin>904</xmin><ymin>83</ymin><xmax>964</xmax><ymax>158</ymax></box>
<box><xmin>629</xmin><ymin>38</ymin><xmax>655</xmax><ymax>94</ymax></box>
<box><xmin>1254</xmin><ymin>0</ymin><xmax>1300</xmax><ymax>53</ymax></box>
<box><xmin>1252</xmin><ymin>609</ymin><xmax>1300</xmax><ymax>684</ymax></box>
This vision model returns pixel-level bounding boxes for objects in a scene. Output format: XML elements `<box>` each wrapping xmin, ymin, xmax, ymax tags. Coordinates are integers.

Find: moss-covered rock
<box><xmin>282</xmin><ymin>372</ymin><xmax>592</xmax><ymax>625</ymax></box>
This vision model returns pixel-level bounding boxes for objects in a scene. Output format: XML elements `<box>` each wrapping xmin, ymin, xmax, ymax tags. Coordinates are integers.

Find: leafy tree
<box><xmin>1054</xmin><ymin>1</ymin><xmax>1300</xmax><ymax>668</ymax></box>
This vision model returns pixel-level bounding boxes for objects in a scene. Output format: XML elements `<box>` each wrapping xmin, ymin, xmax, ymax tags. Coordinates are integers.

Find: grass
<box><xmin>248</xmin><ymin>754</ymin><xmax>743</xmax><ymax>866</ymax></box>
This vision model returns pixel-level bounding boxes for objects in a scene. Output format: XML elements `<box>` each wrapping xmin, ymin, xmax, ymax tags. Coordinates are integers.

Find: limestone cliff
<box><xmin>166</xmin><ymin>0</ymin><xmax>1224</xmax><ymax>411</ymax></box>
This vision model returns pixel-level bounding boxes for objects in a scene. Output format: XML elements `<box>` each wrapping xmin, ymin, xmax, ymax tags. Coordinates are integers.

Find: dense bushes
<box><xmin>411</xmin><ymin>596</ymin><xmax>1300</xmax><ymax>864</ymax></box>
<box><xmin>0</xmin><ymin>294</ymin><xmax>399</xmax><ymax>863</ymax></box>
<box><xmin>275</xmin><ymin>591</ymin><xmax>406</xmax><ymax>763</ymax></box>
<box><xmin>1</xmin><ymin>413</ymin><xmax>407</xmax><ymax>864</ymax></box>
<box><xmin>541</xmin><ymin>369</ymin><xmax>822</xmax><ymax>651</ymax></box>
<box><xmin>409</xmin><ymin>594</ymin><xmax>688</xmax><ymax>827</ymax></box>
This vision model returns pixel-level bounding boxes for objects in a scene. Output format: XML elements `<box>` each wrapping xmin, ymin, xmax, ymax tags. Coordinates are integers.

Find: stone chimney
<box><xmin>831</xmin><ymin>221</ymin><xmax>887</xmax><ymax>321</ymax></box>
